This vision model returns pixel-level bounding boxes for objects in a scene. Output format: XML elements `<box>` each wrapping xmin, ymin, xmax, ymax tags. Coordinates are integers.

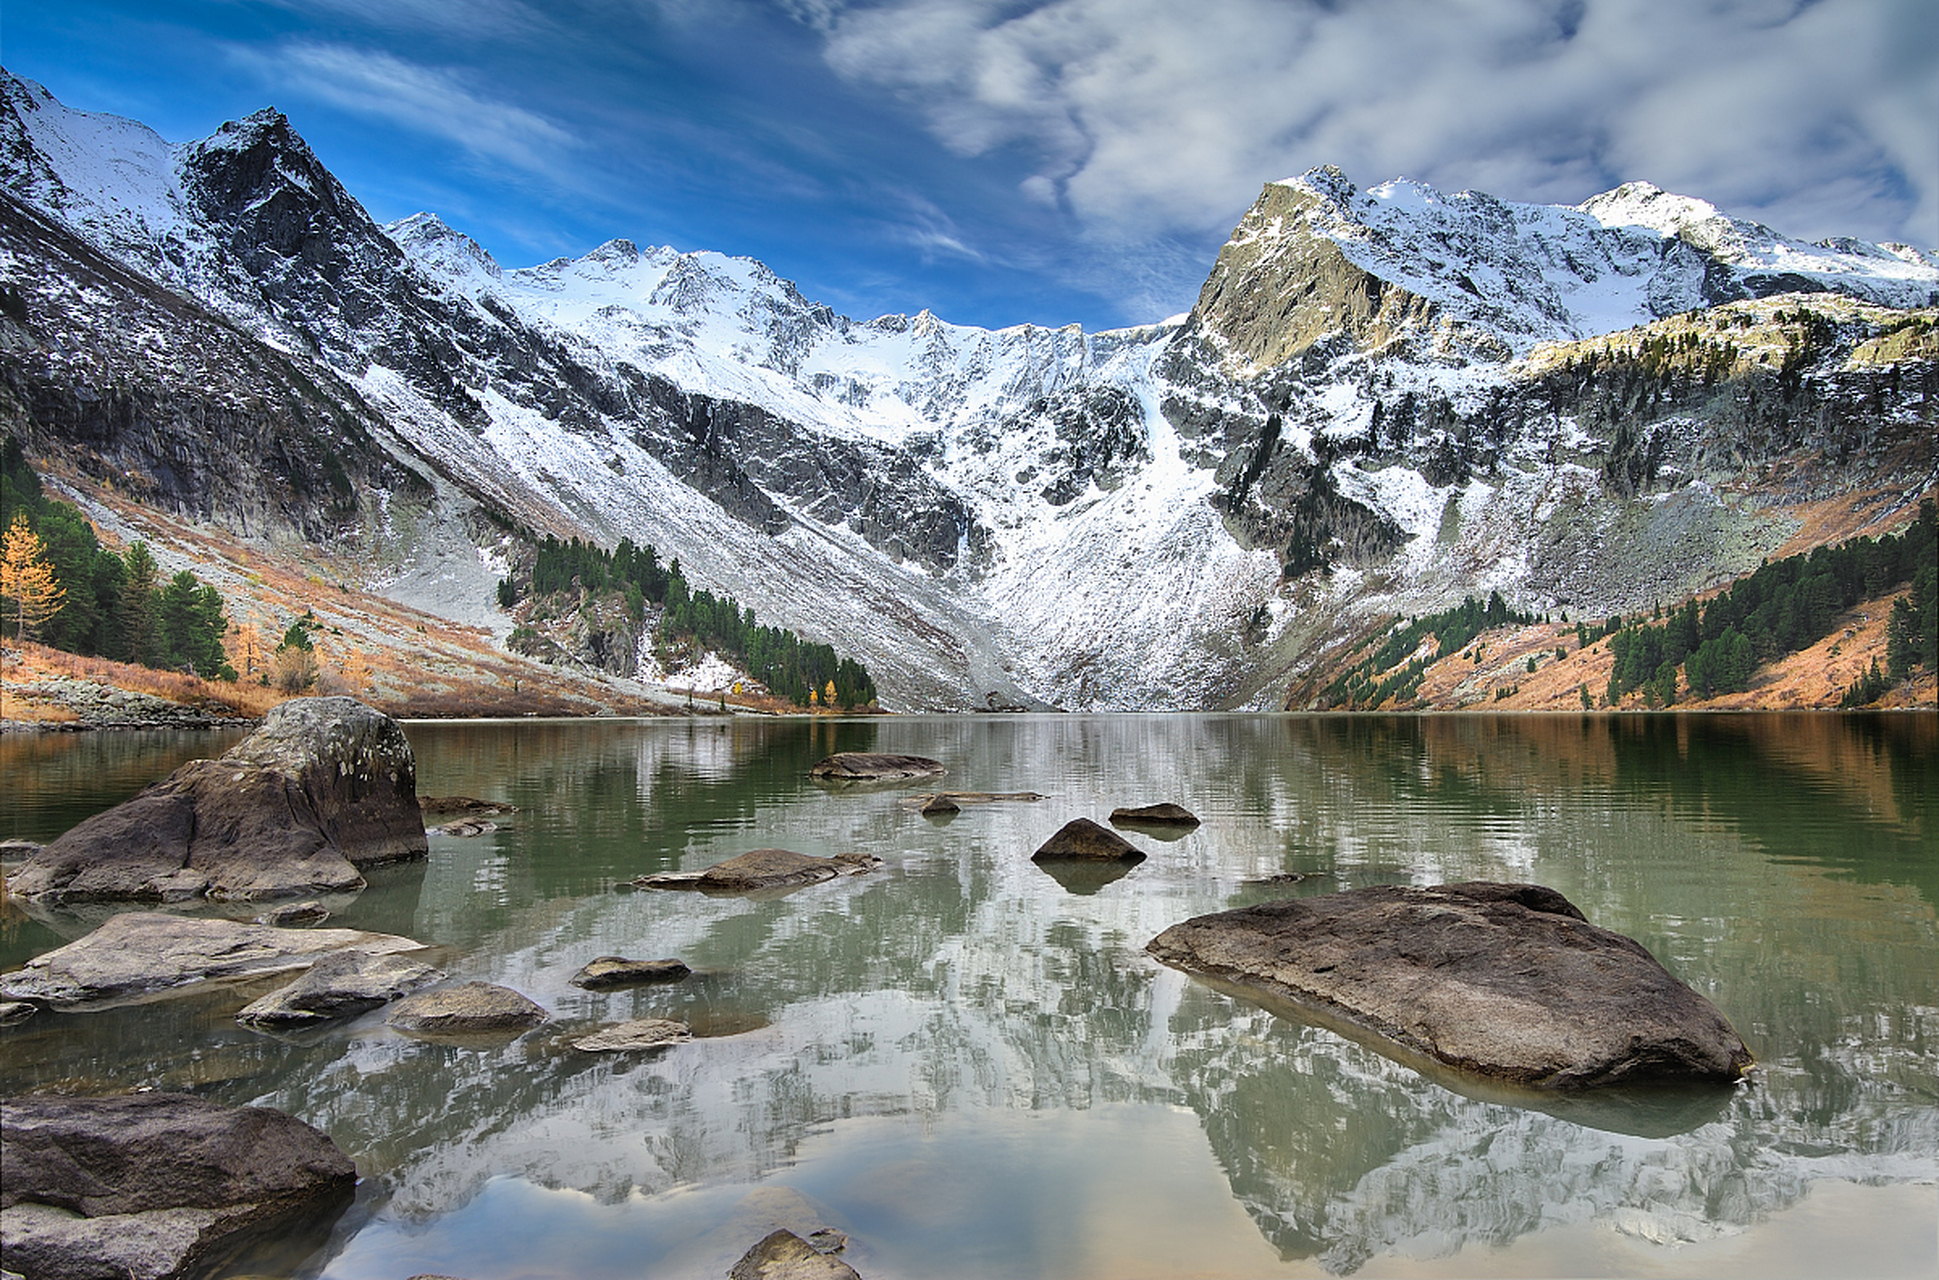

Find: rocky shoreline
<box><xmin>0</xmin><ymin>675</ymin><xmax>255</xmax><ymax>731</ymax></box>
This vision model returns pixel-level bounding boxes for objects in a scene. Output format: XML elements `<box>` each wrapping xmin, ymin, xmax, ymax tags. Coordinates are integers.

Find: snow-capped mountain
<box><xmin>3</xmin><ymin>71</ymin><xmax>1934</xmax><ymax>709</ymax></box>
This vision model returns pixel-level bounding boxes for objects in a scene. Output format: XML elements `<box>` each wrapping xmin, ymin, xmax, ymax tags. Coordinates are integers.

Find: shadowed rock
<box><xmin>1031</xmin><ymin>818</ymin><xmax>1146</xmax><ymax>862</ymax></box>
<box><xmin>255</xmin><ymin>900</ymin><xmax>329</xmax><ymax>927</ymax></box>
<box><xmin>1110</xmin><ymin>802</ymin><xmax>1200</xmax><ymax>828</ymax></box>
<box><xmin>419</xmin><ymin>796</ymin><xmax>517</xmax><ymax>820</ymax></box>
<box><xmin>236</xmin><ymin>950</ymin><xmax>445</xmax><ymax>1029</ymax></box>
<box><xmin>918</xmin><ymin>795</ymin><xmax>960</xmax><ymax>816</ymax></box>
<box><xmin>1147</xmin><ymin>881</ymin><xmax>1755</xmax><ymax>1090</ymax></box>
<box><xmin>571</xmin><ymin>1018</ymin><xmax>692</xmax><ymax>1052</ymax></box>
<box><xmin>5</xmin><ymin>697</ymin><xmax>427</xmax><ymax>904</ymax></box>
<box><xmin>569</xmin><ymin>956</ymin><xmax>691</xmax><ymax>989</ymax></box>
<box><xmin>0</xmin><ymin>912</ymin><xmax>430</xmax><ymax>1010</ymax></box>
<box><xmin>0</xmin><ymin>1091</ymin><xmax>356</xmax><ymax>1280</ymax></box>
<box><xmin>386</xmin><ymin>982</ymin><xmax>547</xmax><ymax>1037</ymax></box>
<box><xmin>633</xmin><ymin>849</ymin><xmax>882</xmax><ymax>894</ymax></box>
<box><xmin>729</xmin><ymin>1229</ymin><xmax>862</xmax><ymax>1280</ymax></box>
<box><xmin>809</xmin><ymin>753</ymin><xmax>944</xmax><ymax>780</ymax></box>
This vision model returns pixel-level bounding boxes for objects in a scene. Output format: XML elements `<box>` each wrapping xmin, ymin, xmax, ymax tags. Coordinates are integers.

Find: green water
<box><xmin>2</xmin><ymin>713</ymin><xmax>1934</xmax><ymax>1278</ymax></box>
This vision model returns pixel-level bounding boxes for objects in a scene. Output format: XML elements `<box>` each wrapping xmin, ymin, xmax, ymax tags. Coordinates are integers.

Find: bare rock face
<box><xmin>569</xmin><ymin>956</ymin><xmax>691</xmax><ymax>989</ymax></box>
<box><xmin>1146</xmin><ymin>881</ymin><xmax>1755</xmax><ymax>1090</ymax></box>
<box><xmin>236</xmin><ymin>950</ymin><xmax>446</xmax><ymax>1029</ymax></box>
<box><xmin>633</xmin><ymin>849</ymin><xmax>883</xmax><ymax>893</ymax></box>
<box><xmin>728</xmin><ymin>1229</ymin><xmax>862</xmax><ymax>1280</ymax></box>
<box><xmin>0</xmin><ymin>912</ymin><xmax>430</xmax><ymax>1010</ymax></box>
<box><xmin>0</xmin><ymin>1091</ymin><xmax>356</xmax><ymax>1280</ymax></box>
<box><xmin>1031</xmin><ymin>819</ymin><xmax>1145</xmax><ymax>862</ymax></box>
<box><xmin>808</xmin><ymin>753</ymin><xmax>944</xmax><ymax>780</ymax></box>
<box><xmin>5</xmin><ymin>697</ymin><xmax>427</xmax><ymax>904</ymax></box>
<box><xmin>385</xmin><ymin>982</ymin><xmax>547</xmax><ymax>1037</ymax></box>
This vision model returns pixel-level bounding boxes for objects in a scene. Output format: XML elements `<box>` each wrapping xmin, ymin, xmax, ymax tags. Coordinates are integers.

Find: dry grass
<box><xmin>3</xmin><ymin>641</ymin><xmax>277</xmax><ymax>718</ymax></box>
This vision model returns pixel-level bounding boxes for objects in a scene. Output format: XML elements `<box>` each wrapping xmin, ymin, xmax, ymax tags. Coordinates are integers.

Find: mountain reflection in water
<box><xmin>1</xmin><ymin>712</ymin><xmax>1933</xmax><ymax>1279</ymax></box>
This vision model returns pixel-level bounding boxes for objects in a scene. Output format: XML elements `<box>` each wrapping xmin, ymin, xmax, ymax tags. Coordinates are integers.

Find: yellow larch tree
<box><xmin>1</xmin><ymin>516</ymin><xmax>64</xmax><ymax>644</ymax></box>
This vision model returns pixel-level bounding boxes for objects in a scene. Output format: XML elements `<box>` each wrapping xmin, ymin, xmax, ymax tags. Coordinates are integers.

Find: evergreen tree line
<box><xmin>1</xmin><ymin>438</ymin><xmax>234</xmax><ymax>679</ymax></box>
<box><xmin>503</xmin><ymin>533</ymin><xmax>877</xmax><ymax>708</ymax></box>
<box><xmin>1324</xmin><ymin>591</ymin><xmax>1538</xmax><ymax>710</ymax></box>
<box><xmin>1605</xmin><ymin>498</ymin><xmax>1935</xmax><ymax>705</ymax></box>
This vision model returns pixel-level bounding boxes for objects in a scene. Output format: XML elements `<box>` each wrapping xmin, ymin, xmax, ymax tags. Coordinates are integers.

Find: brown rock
<box><xmin>5</xmin><ymin>697</ymin><xmax>427</xmax><ymax>904</ymax></box>
<box><xmin>728</xmin><ymin>1229</ymin><xmax>862</xmax><ymax>1280</ymax></box>
<box><xmin>1109</xmin><ymin>802</ymin><xmax>1200</xmax><ymax>827</ymax></box>
<box><xmin>569</xmin><ymin>956</ymin><xmax>691</xmax><ymax>989</ymax></box>
<box><xmin>809</xmin><ymin>753</ymin><xmax>944</xmax><ymax>780</ymax></box>
<box><xmin>236</xmin><ymin>950</ymin><xmax>445</xmax><ymax>1029</ymax></box>
<box><xmin>0</xmin><ymin>1091</ymin><xmax>356</xmax><ymax>1280</ymax></box>
<box><xmin>1146</xmin><ymin>881</ymin><xmax>1755</xmax><ymax>1090</ymax></box>
<box><xmin>386</xmin><ymin>982</ymin><xmax>547</xmax><ymax>1036</ymax></box>
<box><xmin>1031</xmin><ymin>818</ymin><xmax>1145</xmax><ymax>862</ymax></box>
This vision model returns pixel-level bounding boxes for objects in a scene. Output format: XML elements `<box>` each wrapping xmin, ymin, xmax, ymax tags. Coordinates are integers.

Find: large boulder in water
<box><xmin>0</xmin><ymin>1091</ymin><xmax>356</xmax><ymax>1280</ymax></box>
<box><xmin>1146</xmin><ymin>881</ymin><xmax>1754</xmax><ymax>1090</ymax></box>
<box><xmin>1031</xmin><ymin>818</ymin><xmax>1145</xmax><ymax>862</ymax></box>
<box><xmin>5</xmin><ymin>697</ymin><xmax>427</xmax><ymax>904</ymax></box>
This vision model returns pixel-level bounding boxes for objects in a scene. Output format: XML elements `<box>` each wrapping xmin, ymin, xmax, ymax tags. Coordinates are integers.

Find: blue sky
<box><xmin>4</xmin><ymin>1</ymin><xmax>1935</xmax><ymax>332</ymax></box>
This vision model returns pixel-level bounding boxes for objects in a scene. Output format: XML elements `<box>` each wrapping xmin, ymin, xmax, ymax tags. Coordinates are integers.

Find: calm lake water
<box><xmin>2</xmin><ymin>713</ymin><xmax>1935</xmax><ymax>1279</ymax></box>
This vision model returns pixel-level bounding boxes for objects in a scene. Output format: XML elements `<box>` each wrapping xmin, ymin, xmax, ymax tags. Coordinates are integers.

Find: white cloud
<box><xmin>809</xmin><ymin>0</ymin><xmax>1939</xmax><ymax>249</ymax></box>
<box><xmin>232</xmin><ymin>42</ymin><xmax>582</xmax><ymax>176</ymax></box>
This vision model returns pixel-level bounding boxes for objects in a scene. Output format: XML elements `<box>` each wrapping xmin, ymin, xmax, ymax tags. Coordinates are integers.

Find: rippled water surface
<box><xmin>2</xmin><ymin>713</ymin><xmax>1935</xmax><ymax>1278</ymax></box>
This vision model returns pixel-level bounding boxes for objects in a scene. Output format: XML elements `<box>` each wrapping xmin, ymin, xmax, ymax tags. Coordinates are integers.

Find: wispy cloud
<box><xmin>808</xmin><ymin>0</ymin><xmax>1939</xmax><ymax>249</ymax></box>
<box><xmin>230</xmin><ymin>42</ymin><xmax>582</xmax><ymax>177</ymax></box>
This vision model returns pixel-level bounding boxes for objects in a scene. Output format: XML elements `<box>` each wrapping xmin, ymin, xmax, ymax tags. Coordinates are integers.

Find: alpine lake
<box><xmin>2</xmin><ymin>712</ymin><xmax>1934</xmax><ymax>1279</ymax></box>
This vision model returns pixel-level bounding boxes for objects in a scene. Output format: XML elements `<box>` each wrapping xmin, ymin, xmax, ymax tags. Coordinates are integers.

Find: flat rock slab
<box><xmin>255</xmin><ymin>900</ymin><xmax>329</xmax><ymax>927</ymax></box>
<box><xmin>572</xmin><ymin>1018</ymin><xmax>693</xmax><ymax>1052</ymax></box>
<box><xmin>729</xmin><ymin>1229</ymin><xmax>862</xmax><ymax>1280</ymax></box>
<box><xmin>1110</xmin><ymin>803</ymin><xmax>1200</xmax><ymax>827</ymax></box>
<box><xmin>570</xmin><ymin>956</ymin><xmax>691</xmax><ymax>989</ymax></box>
<box><xmin>237</xmin><ymin>950</ymin><xmax>446</xmax><ymax>1029</ymax></box>
<box><xmin>633</xmin><ymin>849</ymin><xmax>883</xmax><ymax>893</ymax></box>
<box><xmin>809</xmin><ymin>753</ymin><xmax>945</xmax><ymax>780</ymax></box>
<box><xmin>386</xmin><ymin>982</ymin><xmax>547</xmax><ymax>1036</ymax></box>
<box><xmin>419</xmin><ymin>796</ymin><xmax>517</xmax><ymax>819</ymax></box>
<box><xmin>0</xmin><ymin>912</ymin><xmax>430</xmax><ymax>1010</ymax></box>
<box><xmin>5</xmin><ymin>697</ymin><xmax>427</xmax><ymax>905</ymax></box>
<box><xmin>0</xmin><ymin>1091</ymin><xmax>356</xmax><ymax>1280</ymax></box>
<box><xmin>1032</xmin><ymin>818</ymin><xmax>1145</xmax><ymax>862</ymax></box>
<box><xmin>1146</xmin><ymin>881</ymin><xmax>1755</xmax><ymax>1090</ymax></box>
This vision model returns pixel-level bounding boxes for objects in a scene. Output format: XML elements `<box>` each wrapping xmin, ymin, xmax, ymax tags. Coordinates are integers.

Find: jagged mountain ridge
<box><xmin>3</xmin><ymin>70</ymin><xmax>1934</xmax><ymax>709</ymax></box>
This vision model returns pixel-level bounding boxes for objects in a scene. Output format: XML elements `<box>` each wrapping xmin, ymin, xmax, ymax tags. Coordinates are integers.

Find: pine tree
<box><xmin>1</xmin><ymin>515</ymin><xmax>64</xmax><ymax>643</ymax></box>
<box><xmin>119</xmin><ymin>541</ymin><xmax>160</xmax><ymax>665</ymax></box>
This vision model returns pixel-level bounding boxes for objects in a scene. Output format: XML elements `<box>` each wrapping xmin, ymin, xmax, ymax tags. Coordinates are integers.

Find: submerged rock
<box><xmin>0</xmin><ymin>1091</ymin><xmax>356</xmax><ymax>1280</ymax></box>
<box><xmin>633</xmin><ymin>849</ymin><xmax>883</xmax><ymax>893</ymax></box>
<box><xmin>571</xmin><ymin>1018</ymin><xmax>692</xmax><ymax>1052</ymax></box>
<box><xmin>728</xmin><ymin>1229</ymin><xmax>863</xmax><ymax>1280</ymax></box>
<box><xmin>1110</xmin><ymin>802</ymin><xmax>1200</xmax><ymax>827</ymax></box>
<box><xmin>569</xmin><ymin>956</ymin><xmax>691</xmax><ymax>989</ymax></box>
<box><xmin>0</xmin><ymin>1001</ymin><xmax>37</xmax><ymax>1026</ymax></box>
<box><xmin>386</xmin><ymin>982</ymin><xmax>547</xmax><ymax>1037</ymax></box>
<box><xmin>1146</xmin><ymin>881</ymin><xmax>1755</xmax><ymax>1090</ymax></box>
<box><xmin>419</xmin><ymin>796</ymin><xmax>517</xmax><ymax>820</ymax></box>
<box><xmin>236</xmin><ymin>950</ymin><xmax>446</xmax><ymax>1029</ymax></box>
<box><xmin>918</xmin><ymin>795</ymin><xmax>961</xmax><ymax>816</ymax></box>
<box><xmin>434</xmin><ymin>819</ymin><xmax>498</xmax><ymax>838</ymax></box>
<box><xmin>255</xmin><ymin>900</ymin><xmax>329</xmax><ymax>927</ymax></box>
<box><xmin>5</xmin><ymin>697</ymin><xmax>427</xmax><ymax>904</ymax></box>
<box><xmin>1031</xmin><ymin>819</ymin><xmax>1146</xmax><ymax>862</ymax></box>
<box><xmin>0</xmin><ymin>912</ymin><xmax>430</xmax><ymax>1010</ymax></box>
<box><xmin>809</xmin><ymin>753</ymin><xmax>944</xmax><ymax>781</ymax></box>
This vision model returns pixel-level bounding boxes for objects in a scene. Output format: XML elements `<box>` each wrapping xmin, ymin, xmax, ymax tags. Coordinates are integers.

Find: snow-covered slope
<box><xmin>4</xmin><ymin>72</ymin><xmax>1934</xmax><ymax>710</ymax></box>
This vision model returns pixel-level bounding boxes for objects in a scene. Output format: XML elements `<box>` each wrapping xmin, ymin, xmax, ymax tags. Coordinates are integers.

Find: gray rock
<box><xmin>728</xmin><ymin>1230</ymin><xmax>862</xmax><ymax>1280</ymax></box>
<box><xmin>809</xmin><ymin>753</ymin><xmax>944</xmax><ymax>780</ymax></box>
<box><xmin>418</xmin><ymin>796</ymin><xmax>517</xmax><ymax>819</ymax></box>
<box><xmin>254</xmin><ymin>900</ymin><xmax>329</xmax><ymax>927</ymax></box>
<box><xmin>569</xmin><ymin>956</ymin><xmax>691</xmax><ymax>989</ymax></box>
<box><xmin>0</xmin><ymin>1001</ymin><xmax>36</xmax><ymax>1026</ymax></box>
<box><xmin>1109</xmin><ymin>802</ymin><xmax>1200</xmax><ymax>827</ymax></box>
<box><xmin>0</xmin><ymin>1091</ymin><xmax>356</xmax><ymax>1280</ymax></box>
<box><xmin>0</xmin><ymin>912</ymin><xmax>430</xmax><ymax>1010</ymax></box>
<box><xmin>236</xmin><ymin>950</ymin><xmax>446</xmax><ymax>1029</ymax></box>
<box><xmin>5</xmin><ymin>698</ymin><xmax>427</xmax><ymax>904</ymax></box>
<box><xmin>571</xmin><ymin>1018</ymin><xmax>692</xmax><ymax>1052</ymax></box>
<box><xmin>1031</xmin><ymin>819</ymin><xmax>1146</xmax><ymax>862</ymax></box>
<box><xmin>1146</xmin><ymin>881</ymin><xmax>1755</xmax><ymax>1090</ymax></box>
<box><xmin>634</xmin><ymin>849</ymin><xmax>883</xmax><ymax>893</ymax></box>
<box><xmin>386</xmin><ymin>982</ymin><xmax>547</xmax><ymax>1036</ymax></box>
